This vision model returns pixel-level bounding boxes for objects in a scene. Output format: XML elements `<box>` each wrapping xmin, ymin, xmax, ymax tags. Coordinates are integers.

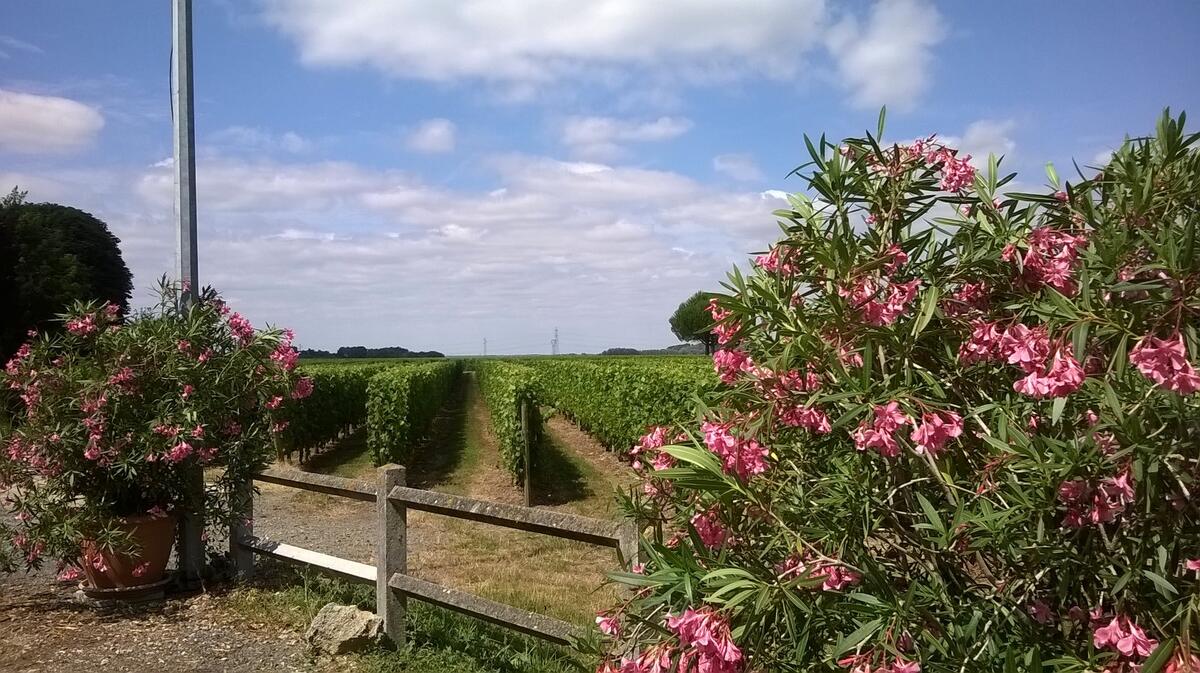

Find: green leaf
<box><xmin>1143</xmin><ymin>570</ymin><xmax>1179</xmax><ymax>597</ymax></box>
<box><xmin>833</xmin><ymin>618</ymin><xmax>882</xmax><ymax>657</ymax></box>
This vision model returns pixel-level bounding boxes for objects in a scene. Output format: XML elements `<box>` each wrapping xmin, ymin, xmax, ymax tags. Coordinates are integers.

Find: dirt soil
<box><xmin>0</xmin><ymin>570</ymin><xmax>328</xmax><ymax>673</ymax></box>
<box><xmin>0</xmin><ymin>374</ymin><xmax>631</xmax><ymax>672</ymax></box>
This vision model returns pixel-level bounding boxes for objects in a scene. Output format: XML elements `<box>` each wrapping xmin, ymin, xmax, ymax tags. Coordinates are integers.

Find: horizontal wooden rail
<box><xmin>387</xmin><ymin>486</ymin><xmax>626</xmax><ymax>548</ymax></box>
<box><xmin>388</xmin><ymin>573</ymin><xmax>576</xmax><ymax>645</ymax></box>
<box><xmin>237</xmin><ymin>535</ymin><xmax>375</xmax><ymax>585</ymax></box>
<box><xmin>256</xmin><ymin>467</ymin><xmax>377</xmax><ymax>502</ymax></box>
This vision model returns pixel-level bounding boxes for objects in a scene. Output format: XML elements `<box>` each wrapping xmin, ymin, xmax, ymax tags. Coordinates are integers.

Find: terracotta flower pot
<box><xmin>81</xmin><ymin>513</ymin><xmax>177</xmax><ymax>590</ymax></box>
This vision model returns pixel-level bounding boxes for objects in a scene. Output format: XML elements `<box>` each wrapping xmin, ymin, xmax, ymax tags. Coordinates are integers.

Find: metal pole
<box><xmin>173</xmin><ymin>0</ymin><xmax>199</xmax><ymax>303</ymax></box>
<box><xmin>172</xmin><ymin>0</ymin><xmax>204</xmax><ymax>589</ymax></box>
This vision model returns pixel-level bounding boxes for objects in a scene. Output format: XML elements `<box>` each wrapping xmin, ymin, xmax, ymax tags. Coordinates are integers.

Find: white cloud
<box><xmin>825</xmin><ymin>0</ymin><xmax>944</xmax><ymax>111</ymax></box>
<box><xmin>405</xmin><ymin>118</ymin><xmax>457</xmax><ymax>154</ymax></box>
<box><xmin>0</xmin><ymin>88</ymin><xmax>104</xmax><ymax>154</ymax></box>
<box><xmin>53</xmin><ymin>150</ymin><xmax>791</xmax><ymax>353</ymax></box>
<box><xmin>561</xmin><ymin>116</ymin><xmax>692</xmax><ymax>159</ymax></box>
<box><xmin>263</xmin><ymin>0</ymin><xmax>825</xmax><ymax>84</ymax></box>
<box><xmin>0</xmin><ymin>36</ymin><xmax>43</xmax><ymax>58</ymax></box>
<box><xmin>209</xmin><ymin>126</ymin><xmax>314</xmax><ymax>154</ymax></box>
<box><xmin>940</xmin><ymin>119</ymin><xmax>1017</xmax><ymax>166</ymax></box>
<box><xmin>713</xmin><ymin>153</ymin><xmax>765</xmax><ymax>182</ymax></box>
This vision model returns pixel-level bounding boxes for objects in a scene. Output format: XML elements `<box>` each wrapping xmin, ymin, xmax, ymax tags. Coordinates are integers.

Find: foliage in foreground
<box><xmin>593</xmin><ymin>112</ymin><xmax>1200</xmax><ymax>672</ymax></box>
<box><xmin>1</xmin><ymin>281</ymin><xmax>305</xmax><ymax>573</ymax></box>
<box><xmin>366</xmin><ymin>360</ymin><xmax>462</xmax><ymax>465</ymax></box>
<box><xmin>472</xmin><ymin>359</ymin><xmax>543</xmax><ymax>482</ymax></box>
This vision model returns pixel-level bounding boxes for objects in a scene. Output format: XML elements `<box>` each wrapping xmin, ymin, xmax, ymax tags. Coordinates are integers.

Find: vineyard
<box><xmin>277</xmin><ymin>355</ymin><xmax>714</xmax><ymax>483</ymax></box>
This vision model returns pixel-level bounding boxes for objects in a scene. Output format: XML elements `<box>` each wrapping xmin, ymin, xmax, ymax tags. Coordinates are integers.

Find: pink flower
<box><xmin>65</xmin><ymin>314</ymin><xmax>97</xmax><ymax>335</ymax></box>
<box><xmin>227</xmin><ymin>312</ymin><xmax>255</xmax><ymax>345</ymax></box>
<box><xmin>666</xmin><ymin>608</ymin><xmax>742</xmax><ymax>673</ymax></box>
<box><xmin>690</xmin><ymin>508</ymin><xmax>730</xmax><ymax>549</ymax></box>
<box><xmin>166</xmin><ymin>441</ymin><xmax>193</xmax><ymax>463</ymax></box>
<box><xmin>778</xmin><ymin>405</ymin><xmax>832</xmax><ymax>434</ymax></box>
<box><xmin>1130</xmin><ymin>332</ymin><xmax>1200</xmax><ymax>395</ymax></box>
<box><xmin>1009</xmin><ymin>227</ymin><xmax>1087</xmax><ymax>295</ymax></box>
<box><xmin>852</xmin><ymin>402</ymin><xmax>912</xmax><ymax>458</ymax></box>
<box><xmin>1000</xmin><ymin>324</ymin><xmax>1050</xmax><ymax>374</ymax></box>
<box><xmin>270</xmin><ymin>420</ymin><xmax>289</xmax><ymax>433</ymax></box>
<box><xmin>56</xmin><ymin>566</ymin><xmax>83</xmax><ymax>582</ymax></box>
<box><xmin>909</xmin><ymin>411</ymin><xmax>963</xmax><ymax>456</ymax></box>
<box><xmin>1013</xmin><ymin>346</ymin><xmax>1085</xmax><ymax>399</ymax></box>
<box><xmin>292</xmin><ymin>376</ymin><xmax>314</xmax><ymax>400</ymax></box>
<box><xmin>712</xmin><ymin>349</ymin><xmax>752</xmax><ymax>385</ymax></box>
<box><xmin>181</xmin><ymin>384</ymin><xmax>195</xmax><ymax>399</ymax></box>
<box><xmin>131</xmin><ymin>562</ymin><xmax>151</xmax><ymax>578</ymax></box>
<box><xmin>177</xmin><ymin>339</ymin><xmax>191</xmax><ymax>353</ymax></box>
<box><xmin>596</xmin><ymin>612</ymin><xmax>621</xmax><ymax>637</ymax></box>
<box><xmin>943</xmin><ymin>281</ymin><xmax>990</xmax><ymax>316</ymax></box>
<box><xmin>701</xmin><ymin>422</ymin><xmax>768</xmax><ymax>479</ymax></box>
<box><xmin>1185</xmin><ymin>559</ymin><xmax>1200</xmax><ymax>572</ymax></box>
<box><xmin>929</xmin><ymin>146</ymin><xmax>976</xmax><ymax>192</ymax></box>
<box><xmin>1083</xmin><ymin>409</ymin><xmax>1100</xmax><ymax>426</ymax></box>
<box><xmin>197</xmin><ymin>348</ymin><xmax>212</xmax><ymax>363</ymax></box>
<box><xmin>844</xmin><ymin>278</ymin><xmax>921</xmax><ymax>327</ymax></box>
<box><xmin>958</xmin><ymin>320</ymin><xmax>1004</xmax><ymax>364</ymax></box>
<box><xmin>271</xmin><ymin>343</ymin><xmax>300</xmax><ymax>372</ymax></box>
<box><xmin>1027</xmin><ymin>600</ymin><xmax>1053</xmax><ymax>625</ymax></box>
<box><xmin>882</xmin><ymin>244</ymin><xmax>908</xmax><ymax>275</ymax></box>
<box><xmin>266</xmin><ymin>395</ymin><xmax>284</xmax><ymax>410</ymax></box>
<box><xmin>190</xmin><ymin>425</ymin><xmax>205</xmax><ymax>439</ymax></box>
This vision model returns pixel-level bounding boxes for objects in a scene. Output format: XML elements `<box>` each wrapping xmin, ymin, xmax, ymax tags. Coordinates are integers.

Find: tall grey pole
<box><xmin>173</xmin><ymin>0</ymin><xmax>204</xmax><ymax>589</ymax></box>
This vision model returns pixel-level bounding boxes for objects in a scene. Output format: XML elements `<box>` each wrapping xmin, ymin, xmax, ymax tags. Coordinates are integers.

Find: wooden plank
<box><xmin>387</xmin><ymin>486</ymin><xmax>625</xmax><ymax>548</ymax></box>
<box><xmin>256</xmin><ymin>467</ymin><xmax>377</xmax><ymax>502</ymax></box>
<box><xmin>237</xmin><ymin>535</ymin><xmax>375</xmax><ymax>585</ymax></box>
<box><xmin>388</xmin><ymin>573</ymin><xmax>576</xmax><ymax>646</ymax></box>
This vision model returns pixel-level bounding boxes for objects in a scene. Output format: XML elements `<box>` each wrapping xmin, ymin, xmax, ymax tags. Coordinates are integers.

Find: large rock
<box><xmin>305</xmin><ymin>603</ymin><xmax>385</xmax><ymax>654</ymax></box>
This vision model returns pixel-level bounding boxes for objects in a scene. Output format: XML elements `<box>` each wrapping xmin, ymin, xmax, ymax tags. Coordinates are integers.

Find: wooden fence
<box><xmin>230</xmin><ymin>465</ymin><xmax>639</xmax><ymax>646</ymax></box>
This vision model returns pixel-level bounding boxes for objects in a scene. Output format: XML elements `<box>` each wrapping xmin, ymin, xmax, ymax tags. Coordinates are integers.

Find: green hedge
<box><xmin>471</xmin><ymin>360</ymin><xmax>541</xmax><ymax>483</ymax></box>
<box><xmin>276</xmin><ymin>362</ymin><xmax>395</xmax><ymax>460</ymax></box>
<box><xmin>366</xmin><ymin>360</ymin><xmax>462</xmax><ymax>465</ymax></box>
<box><xmin>524</xmin><ymin>357</ymin><xmax>716</xmax><ymax>451</ymax></box>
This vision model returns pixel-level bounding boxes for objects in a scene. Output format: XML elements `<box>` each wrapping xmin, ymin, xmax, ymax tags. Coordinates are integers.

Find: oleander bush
<box><xmin>472</xmin><ymin>360</ymin><xmax>542</xmax><ymax>482</ymax></box>
<box><xmin>529</xmin><ymin>358</ymin><xmax>716</xmax><ymax>452</ymax></box>
<box><xmin>591</xmin><ymin>112</ymin><xmax>1200</xmax><ymax>672</ymax></box>
<box><xmin>366</xmin><ymin>360</ymin><xmax>461</xmax><ymax>465</ymax></box>
<box><xmin>1</xmin><ymin>281</ymin><xmax>303</xmax><ymax>573</ymax></box>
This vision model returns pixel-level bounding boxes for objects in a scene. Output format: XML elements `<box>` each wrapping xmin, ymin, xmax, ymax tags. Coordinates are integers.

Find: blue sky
<box><xmin>2</xmin><ymin>1</ymin><xmax>1198</xmax><ymax>354</ymax></box>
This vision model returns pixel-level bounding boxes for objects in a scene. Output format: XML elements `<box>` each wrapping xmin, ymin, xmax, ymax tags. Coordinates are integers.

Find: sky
<box><xmin>2</xmin><ymin>1</ymin><xmax>1199</xmax><ymax>355</ymax></box>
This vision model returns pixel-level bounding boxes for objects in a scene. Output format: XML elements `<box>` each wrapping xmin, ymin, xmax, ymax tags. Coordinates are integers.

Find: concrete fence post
<box><xmin>377</xmin><ymin>464</ymin><xmax>407</xmax><ymax>647</ymax></box>
<box><xmin>229</xmin><ymin>478</ymin><xmax>255</xmax><ymax>579</ymax></box>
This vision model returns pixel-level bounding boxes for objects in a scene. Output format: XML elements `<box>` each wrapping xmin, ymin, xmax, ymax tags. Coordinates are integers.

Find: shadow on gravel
<box><xmin>530</xmin><ymin>432</ymin><xmax>593</xmax><ymax>507</ymax></box>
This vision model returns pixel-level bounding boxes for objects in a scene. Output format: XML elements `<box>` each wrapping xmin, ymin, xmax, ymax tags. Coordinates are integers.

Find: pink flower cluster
<box><xmin>666</xmin><ymin>608</ymin><xmax>743</xmax><ymax>673</ymax></box>
<box><xmin>841</xmin><ymin>277</ymin><xmax>921</xmax><ymax>327</ymax></box>
<box><xmin>778</xmin><ymin>405</ymin><xmax>832</xmax><ymax>434</ymax></box>
<box><xmin>227</xmin><ymin>312</ymin><xmax>255</xmax><ymax>345</ymax></box>
<box><xmin>776</xmin><ymin>553</ymin><xmax>861</xmax><ymax>591</ymax></box>
<box><xmin>909</xmin><ymin>411</ymin><xmax>963</xmax><ymax>456</ymax></box>
<box><xmin>690</xmin><ymin>508</ymin><xmax>730</xmax><ymax>549</ymax></box>
<box><xmin>701</xmin><ymin>421</ymin><xmax>769</xmax><ymax>480</ymax></box>
<box><xmin>65</xmin><ymin>314</ymin><xmax>97</xmax><ymax>336</ymax></box>
<box><xmin>292</xmin><ymin>376</ymin><xmax>314</xmax><ymax>400</ymax></box>
<box><xmin>852</xmin><ymin>402</ymin><xmax>912</xmax><ymax>458</ymax></box>
<box><xmin>1129</xmin><ymin>332</ymin><xmax>1200</xmax><ymax>394</ymax></box>
<box><xmin>754</xmin><ymin>245</ymin><xmax>797</xmax><ymax>275</ymax></box>
<box><xmin>1057</xmin><ymin>467</ymin><xmax>1135</xmax><ymax>528</ymax></box>
<box><xmin>271</xmin><ymin>329</ymin><xmax>299</xmax><ymax>371</ymax></box>
<box><xmin>958</xmin><ymin>322</ymin><xmax>1084</xmax><ymax>398</ymax></box>
<box><xmin>629</xmin><ymin>426</ymin><xmax>676</xmax><ymax>471</ymax></box>
<box><xmin>712</xmin><ymin>349</ymin><xmax>752</xmax><ymax>385</ymax></box>
<box><xmin>1002</xmin><ymin>226</ymin><xmax>1087</xmax><ymax>295</ymax></box>
<box><xmin>1093</xmin><ymin>615</ymin><xmax>1158</xmax><ymax>660</ymax></box>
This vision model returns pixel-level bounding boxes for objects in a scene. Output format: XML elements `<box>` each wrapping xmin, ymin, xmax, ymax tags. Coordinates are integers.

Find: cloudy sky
<box><xmin>2</xmin><ymin>1</ymin><xmax>1198</xmax><ymax>354</ymax></box>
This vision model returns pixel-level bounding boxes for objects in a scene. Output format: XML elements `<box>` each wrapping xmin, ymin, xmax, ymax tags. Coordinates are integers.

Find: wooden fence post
<box><xmin>521</xmin><ymin>400</ymin><xmax>532</xmax><ymax>507</ymax></box>
<box><xmin>229</xmin><ymin>479</ymin><xmax>255</xmax><ymax>579</ymax></box>
<box><xmin>377</xmin><ymin>464</ymin><xmax>407</xmax><ymax>647</ymax></box>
